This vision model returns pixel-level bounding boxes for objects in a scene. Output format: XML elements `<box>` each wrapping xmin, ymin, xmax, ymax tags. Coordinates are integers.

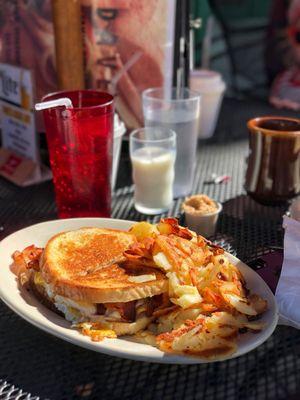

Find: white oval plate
<box><xmin>0</xmin><ymin>218</ymin><xmax>278</xmax><ymax>364</ymax></box>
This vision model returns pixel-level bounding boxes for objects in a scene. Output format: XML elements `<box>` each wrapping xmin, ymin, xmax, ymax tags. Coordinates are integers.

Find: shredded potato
<box><xmin>124</xmin><ymin>218</ymin><xmax>267</xmax><ymax>360</ymax></box>
<box><xmin>129</xmin><ymin>222</ymin><xmax>159</xmax><ymax>241</ymax></box>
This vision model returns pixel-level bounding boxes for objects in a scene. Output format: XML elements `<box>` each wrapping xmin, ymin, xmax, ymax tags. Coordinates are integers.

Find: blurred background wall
<box><xmin>191</xmin><ymin>0</ymin><xmax>274</xmax><ymax>98</ymax></box>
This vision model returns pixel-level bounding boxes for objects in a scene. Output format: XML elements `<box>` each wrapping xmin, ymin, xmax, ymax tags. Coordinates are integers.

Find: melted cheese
<box><xmin>34</xmin><ymin>272</ymin><xmax>96</xmax><ymax>322</ymax></box>
<box><xmin>54</xmin><ymin>295</ymin><xmax>97</xmax><ymax>320</ymax></box>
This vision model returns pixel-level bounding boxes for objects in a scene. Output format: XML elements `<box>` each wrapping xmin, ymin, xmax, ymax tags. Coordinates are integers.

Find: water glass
<box><xmin>143</xmin><ymin>88</ymin><xmax>200</xmax><ymax>198</ymax></box>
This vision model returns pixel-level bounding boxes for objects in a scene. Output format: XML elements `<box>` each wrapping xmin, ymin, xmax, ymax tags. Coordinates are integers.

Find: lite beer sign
<box><xmin>0</xmin><ymin>63</ymin><xmax>32</xmax><ymax>110</ymax></box>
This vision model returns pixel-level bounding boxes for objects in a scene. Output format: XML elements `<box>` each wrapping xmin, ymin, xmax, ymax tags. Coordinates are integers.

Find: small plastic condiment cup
<box><xmin>182</xmin><ymin>197</ymin><xmax>223</xmax><ymax>237</ymax></box>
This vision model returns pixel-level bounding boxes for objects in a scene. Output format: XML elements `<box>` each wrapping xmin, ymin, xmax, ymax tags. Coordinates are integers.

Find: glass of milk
<box><xmin>129</xmin><ymin>127</ymin><xmax>176</xmax><ymax>215</ymax></box>
<box><xmin>143</xmin><ymin>88</ymin><xmax>200</xmax><ymax>198</ymax></box>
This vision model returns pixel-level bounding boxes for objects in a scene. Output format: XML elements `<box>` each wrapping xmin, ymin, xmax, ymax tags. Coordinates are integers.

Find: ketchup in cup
<box><xmin>40</xmin><ymin>90</ymin><xmax>114</xmax><ymax>218</ymax></box>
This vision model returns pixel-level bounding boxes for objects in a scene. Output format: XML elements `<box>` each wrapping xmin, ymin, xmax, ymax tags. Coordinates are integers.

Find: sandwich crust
<box><xmin>41</xmin><ymin>228</ymin><xmax>168</xmax><ymax>303</ymax></box>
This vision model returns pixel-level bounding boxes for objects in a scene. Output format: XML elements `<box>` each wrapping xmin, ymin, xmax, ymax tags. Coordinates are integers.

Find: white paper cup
<box><xmin>183</xmin><ymin>200</ymin><xmax>222</xmax><ymax>238</ymax></box>
<box><xmin>112</xmin><ymin>114</ymin><xmax>126</xmax><ymax>190</ymax></box>
<box><xmin>189</xmin><ymin>69</ymin><xmax>226</xmax><ymax>139</ymax></box>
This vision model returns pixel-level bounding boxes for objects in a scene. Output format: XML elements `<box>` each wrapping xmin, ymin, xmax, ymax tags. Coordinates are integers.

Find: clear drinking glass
<box><xmin>42</xmin><ymin>90</ymin><xmax>114</xmax><ymax>218</ymax></box>
<box><xmin>129</xmin><ymin>127</ymin><xmax>176</xmax><ymax>215</ymax></box>
<box><xmin>142</xmin><ymin>87</ymin><xmax>200</xmax><ymax>198</ymax></box>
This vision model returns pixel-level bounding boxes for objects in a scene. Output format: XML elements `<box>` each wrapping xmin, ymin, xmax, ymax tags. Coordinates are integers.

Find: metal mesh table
<box><xmin>0</xmin><ymin>140</ymin><xmax>299</xmax><ymax>400</ymax></box>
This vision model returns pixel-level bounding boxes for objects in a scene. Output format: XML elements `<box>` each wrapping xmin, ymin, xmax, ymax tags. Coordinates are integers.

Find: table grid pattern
<box><xmin>0</xmin><ymin>141</ymin><xmax>299</xmax><ymax>400</ymax></box>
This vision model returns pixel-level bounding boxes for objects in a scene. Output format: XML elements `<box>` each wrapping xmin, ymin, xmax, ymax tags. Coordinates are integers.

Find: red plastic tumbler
<box><xmin>42</xmin><ymin>90</ymin><xmax>114</xmax><ymax>218</ymax></box>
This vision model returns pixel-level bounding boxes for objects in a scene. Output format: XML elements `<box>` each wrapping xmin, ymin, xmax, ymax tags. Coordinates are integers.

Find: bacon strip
<box><xmin>124</xmin><ymin>238</ymin><xmax>156</xmax><ymax>266</ymax></box>
<box><xmin>144</xmin><ymin>293</ymin><xmax>171</xmax><ymax>317</ymax></box>
<box><xmin>160</xmin><ymin>218</ymin><xmax>193</xmax><ymax>240</ymax></box>
<box><xmin>105</xmin><ymin>300</ymin><xmax>137</xmax><ymax>322</ymax></box>
<box><xmin>12</xmin><ymin>245</ymin><xmax>43</xmax><ymax>271</ymax></box>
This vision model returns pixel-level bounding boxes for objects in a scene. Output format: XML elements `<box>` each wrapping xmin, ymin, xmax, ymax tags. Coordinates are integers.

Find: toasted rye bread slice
<box><xmin>41</xmin><ymin>228</ymin><xmax>168</xmax><ymax>303</ymax></box>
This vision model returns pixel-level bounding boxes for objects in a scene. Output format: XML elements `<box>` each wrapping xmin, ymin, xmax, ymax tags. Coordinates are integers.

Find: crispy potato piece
<box><xmin>156</xmin><ymin>311</ymin><xmax>264</xmax><ymax>359</ymax></box>
<box><xmin>220</xmin><ymin>290</ymin><xmax>257</xmax><ymax>316</ymax></box>
<box><xmin>155</xmin><ymin>235</ymin><xmax>206</xmax><ymax>281</ymax></box>
<box><xmin>156</xmin><ymin>314</ymin><xmax>237</xmax><ymax>359</ymax></box>
<box><xmin>249</xmin><ymin>294</ymin><xmax>268</xmax><ymax>315</ymax></box>
<box><xmin>156</xmin><ymin>308</ymin><xmax>204</xmax><ymax>333</ymax></box>
<box><xmin>157</xmin><ymin>218</ymin><xmax>194</xmax><ymax>240</ymax></box>
<box><xmin>129</xmin><ymin>222</ymin><xmax>159</xmax><ymax>241</ymax></box>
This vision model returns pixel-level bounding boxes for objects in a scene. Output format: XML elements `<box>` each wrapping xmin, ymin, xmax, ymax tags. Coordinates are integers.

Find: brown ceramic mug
<box><xmin>245</xmin><ymin>116</ymin><xmax>300</xmax><ymax>205</ymax></box>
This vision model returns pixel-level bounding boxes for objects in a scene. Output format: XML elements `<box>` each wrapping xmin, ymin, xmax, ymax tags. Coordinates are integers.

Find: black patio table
<box><xmin>0</xmin><ymin>98</ymin><xmax>299</xmax><ymax>400</ymax></box>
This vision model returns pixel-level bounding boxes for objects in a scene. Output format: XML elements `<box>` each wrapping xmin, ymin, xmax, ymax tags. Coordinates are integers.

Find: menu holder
<box><xmin>0</xmin><ymin>63</ymin><xmax>51</xmax><ymax>186</ymax></box>
<box><xmin>0</xmin><ymin>148</ymin><xmax>51</xmax><ymax>187</ymax></box>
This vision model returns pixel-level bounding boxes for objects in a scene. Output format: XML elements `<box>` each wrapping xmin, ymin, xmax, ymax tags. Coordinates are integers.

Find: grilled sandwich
<box><xmin>13</xmin><ymin>227</ymin><xmax>169</xmax><ymax>337</ymax></box>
